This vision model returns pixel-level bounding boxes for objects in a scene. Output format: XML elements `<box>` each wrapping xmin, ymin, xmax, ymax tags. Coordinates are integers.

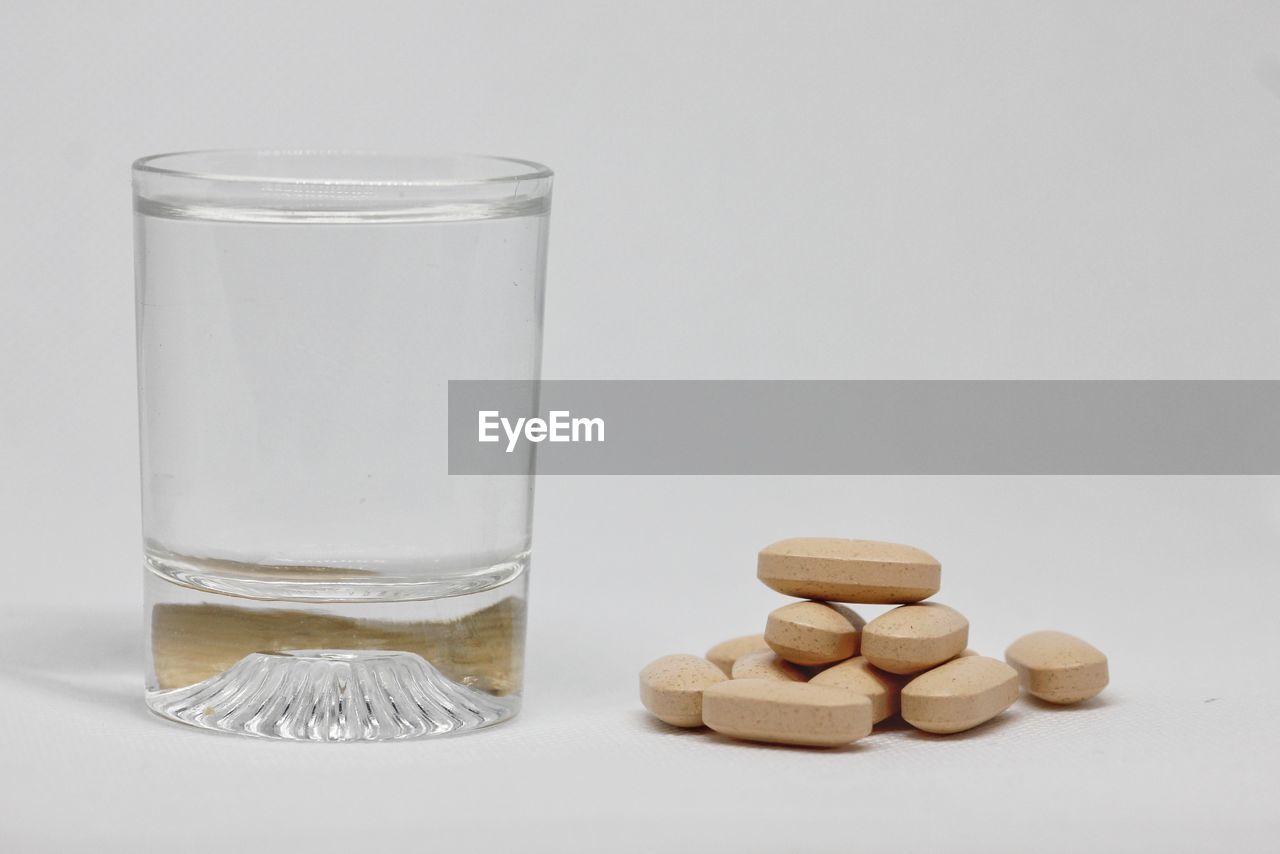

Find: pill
<box><xmin>958</xmin><ymin>648</ymin><xmax>978</xmax><ymax>657</ymax></box>
<box><xmin>1005</xmin><ymin>631</ymin><xmax>1109</xmax><ymax>705</ymax></box>
<box><xmin>757</xmin><ymin>538</ymin><xmax>941</xmax><ymax>604</ymax></box>
<box><xmin>901</xmin><ymin>655</ymin><xmax>1020</xmax><ymax>734</ymax></box>
<box><xmin>706</xmin><ymin>634</ymin><xmax>771</xmax><ymax>676</ymax></box>
<box><xmin>639</xmin><ymin>654</ymin><xmax>728</xmax><ymax>727</ymax></box>
<box><xmin>764</xmin><ymin>601</ymin><xmax>865</xmax><ymax>666</ymax></box>
<box><xmin>731</xmin><ymin>649</ymin><xmax>807</xmax><ymax>681</ymax></box>
<box><xmin>861</xmin><ymin>602</ymin><xmax>969</xmax><ymax>674</ymax></box>
<box><xmin>702</xmin><ymin>679</ymin><xmax>874</xmax><ymax>747</ymax></box>
<box><xmin>809</xmin><ymin>656</ymin><xmax>909</xmax><ymax>723</ymax></box>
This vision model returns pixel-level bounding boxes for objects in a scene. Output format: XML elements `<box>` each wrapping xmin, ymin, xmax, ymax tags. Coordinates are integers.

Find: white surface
<box><xmin>3</xmin><ymin>477</ymin><xmax>1278</xmax><ymax>851</ymax></box>
<box><xmin>2</xmin><ymin>2</ymin><xmax>1279</xmax><ymax>850</ymax></box>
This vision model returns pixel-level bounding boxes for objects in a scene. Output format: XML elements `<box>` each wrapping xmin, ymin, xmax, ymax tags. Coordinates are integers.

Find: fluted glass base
<box><xmin>144</xmin><ymin>556</ymin><xmax>528</xmax><ymax>742</ymax></box>
<box><xmin>147</xmin><ymin>650</ymin><xmax>518</xmax><ymax>741</ymax></box>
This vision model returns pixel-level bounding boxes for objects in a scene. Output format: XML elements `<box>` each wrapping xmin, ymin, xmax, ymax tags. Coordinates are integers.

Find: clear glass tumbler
<box><xmin>133</xmin><ymin>151</ymin><xmax>552</xmax><ymax>741</ymax></box>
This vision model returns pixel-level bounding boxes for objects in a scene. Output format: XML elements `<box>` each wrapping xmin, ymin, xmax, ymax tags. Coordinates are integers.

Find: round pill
<box><xmin>639</xmin><ymin>654</ymin><xmax>728</xmax><ymax>727</ymax></box>
<box><xmin>731</xmin><ymin>649</ymin><xmax>807</xmax><ymax>682</ymax></box>
<box><xmin>1005</xmin><ymin>630</ymin><xmax>1109</xmax><ymax>705</ymax></box>
<box><xmin>765</xmin><ymin>601</ymin><xmax>865</xmax><ymax>666</ymax></box>
<box><xmin>901</xmin><ymin>655</ymin><xmax>1020</xmax><ymax>734</ymax></box>
<box><xmin>706</xmin><ymin>634</ymin><xmax>771</xmax><ymax>676</ymax></box>
<box><xmin>702</xmin><ymin>680</ymin><xmax>874</xmax><ymax>747</ymax></box>
<box><xmin>808</xmin><ymin>656</ymin><xmax>909</xmax><ymax>723</ymax></box>
<box><xmin>757</xmin><ymin>538</ymin><xmax>941</xmax><ymax>604</ymax></box>
<box><xmin>861</xmin><ymin>602</ymin><xmax>969</xmax><ymax>675</ymax></box>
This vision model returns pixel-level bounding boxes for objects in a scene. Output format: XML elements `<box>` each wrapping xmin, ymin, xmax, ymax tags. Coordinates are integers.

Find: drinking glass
<box><xmin>133</xmin><ymin>151</ymin><xmax>552</xmax><ymax>741</ymax></box>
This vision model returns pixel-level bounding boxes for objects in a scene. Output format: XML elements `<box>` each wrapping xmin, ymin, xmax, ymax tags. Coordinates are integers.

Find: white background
<box><xmin>2</xmin><ymin>2</ymin><xmax>1278</xmax><ymax>851</ymax></box>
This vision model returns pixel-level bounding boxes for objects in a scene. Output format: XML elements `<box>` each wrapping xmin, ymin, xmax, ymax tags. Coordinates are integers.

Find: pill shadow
<box><xmin>871</xmin><ymin>693</ymin><xmax>1115</xmax><ymax>741</ymax></box>
<box><xmin>889</xmin><ymin>706</ymin><xmax>1027</xmax><ymax>742</ymax></box>
<box><xmin>869</xmin><ymin>714</ymin><xmax>914</xmax><ymax>733</ymax></box>
<box><xmin>633</xmin><ymin>712</ymin><xmax>869</xmax><ymax>754</ymax></box>
<box><xmin>701</xmin><ymin>730</ymin><xmax>869</xmax><ymax>755</ymax></box>
<box><xmin>633</xmin><ymin>711</ymin><xmax>711</xmax><ymax>739</ymax></box>
<box><xmin>1019</xmin><ymin>693</ymin><xmax>1114</xmax><ymax>713</ymax></box>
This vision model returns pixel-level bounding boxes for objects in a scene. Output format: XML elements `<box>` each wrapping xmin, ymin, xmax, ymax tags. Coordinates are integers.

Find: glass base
<box><xmin>144</xmin><ymin>558</ymin><xmax>527</xmax><ymax>742</ymax></box>
<box><xmin>147</xmin><ymin>649</ymin><xmax>518</xmax><ymax>741</ymax></box>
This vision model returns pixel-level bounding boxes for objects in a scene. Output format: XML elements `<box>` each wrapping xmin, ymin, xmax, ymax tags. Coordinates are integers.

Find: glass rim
<box><xmin>132</xmin><ymin>149</ymin><xmax>554</xmax><ymax>188</ymax></box>
<box><xmin>132</xmin><ymin>150</ymin><xmax>553</xmax><ymax>223</ymax></box>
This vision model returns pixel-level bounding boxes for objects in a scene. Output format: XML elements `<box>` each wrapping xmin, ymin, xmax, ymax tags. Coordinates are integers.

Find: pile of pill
<box><xmin>639</xmin><ymin>538</ymin><xmax>1109</xmax><ymax>747</ymax></box>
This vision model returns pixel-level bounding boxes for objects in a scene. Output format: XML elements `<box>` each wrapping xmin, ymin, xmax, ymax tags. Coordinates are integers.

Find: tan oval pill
<box><xmin>703</xmin><ymin>680</ymin><xmax>873</xmax><ymax>747</ymax></box>
<box><xmin>809</xmin><ymin>656</ymin><xmax>909</xmax><ymax>723</ymax></box>
<box><xmin>706</xmin><ymin>634</ymin><xmax>770</xmax><ymax>676</ymax></box>
<box><xmin>861</xmin><ymin>602</ymin><xmax>969</xmax><ymax>674</ymax></box>
<box><xmin>1005</xmin><ymin>631</ymin><xmax>1109</xmax><ymax>705</ymax></box>
<box><xmin>757</xmin><ymin>538</ymin><xmax>941</xmax><ymax>604</ymax></box>
<box><xmin>901</xmin><ymin>655</ymin><xmax>1019</xmax><ymax>734</ymax></box>
<box><xmin>731</xmin><ymin>649</ymin><xmax>808</xmax><ymax>681</ymax></box>
<box><xmin>639</xmin><ymin>654</ymin><xmax>728</xmax><ymax>727</ymax></box>
<box><xmin>765</xmin><ymin>601</ymin><xmax>865</xmax><ymax>666</ymax></box>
